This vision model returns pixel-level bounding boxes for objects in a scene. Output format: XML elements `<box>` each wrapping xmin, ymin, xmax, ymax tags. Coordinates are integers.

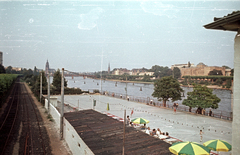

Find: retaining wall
<box><xmin>45</xmin><ymin>98</ymin><xmax>93</xmax><ymax>154</ymax></box>
<box><xmin>45</xmin><ymin>99</ymin><xmax>61</xmax><ymax>128</ymax></box>
<box><xmin>63</xmin><ymin>117</ymin><xmax>94</xmax><ymax>155</ymax></box>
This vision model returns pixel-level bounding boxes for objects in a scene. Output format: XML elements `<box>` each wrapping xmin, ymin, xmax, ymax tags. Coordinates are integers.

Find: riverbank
<box><xmin>181</xmin><ymin>84</ymin><xmax>232</xmax><ymax>91</ymax></box>
<box><xmin>93</xmin><ymin>78</ymin><xmax>232</xmax><ymax>91</ymax></box>
<box><xmin>92</xmin><ymin>78</ymin><xmax>153</xmax><ymax>84</ymax></box>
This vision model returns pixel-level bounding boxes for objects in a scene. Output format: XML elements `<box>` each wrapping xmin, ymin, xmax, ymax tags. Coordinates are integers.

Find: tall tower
<box><xmin>0</xmin><ymin>51</ymin><xmax>2</xmax><ymax>65</ymax></box>
<box><xmin>108</xmin><ymin>63</ymin><xmax>110</xmax><ymax>74</ymax></box>
<box><xmin>45</xmin><ymin>60</ymin><xmax>49</xmax><ymax>75</ymax></box>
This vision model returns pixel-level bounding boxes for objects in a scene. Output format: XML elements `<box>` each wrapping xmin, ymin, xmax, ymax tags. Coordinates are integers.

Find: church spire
<box><xmin>108</xmin><ymin>63</ymin><xmax>110</xmax><ymax>74</ymax></box>
<box><xmin>45</xmin><ymin>60</ymin><xmax>49</xmax><ymax>75</ymax></box>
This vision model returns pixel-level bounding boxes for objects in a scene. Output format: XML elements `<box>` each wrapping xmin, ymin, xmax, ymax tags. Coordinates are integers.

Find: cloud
<box><xmin>78</xmin><ymin>7</ymin><xmax>104</xmax><ymax>30</ymax></box>
<box><xmin>140</xmin><ymin>2</ymin><xmax>179</xmax><ymax>18</ymax></box>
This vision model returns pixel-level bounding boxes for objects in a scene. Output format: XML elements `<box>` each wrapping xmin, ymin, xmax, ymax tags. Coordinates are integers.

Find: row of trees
<box><xmin>94</xmin><ymin>65</ymin><xmax>182</xmax><ymax>82</ymax></box>
<box><xmin>25</xmin><ymin>69</ymin><xmax>70</xmax><ymax>100</ymax></box>
<box><xmin>29</xmin><ymin>69</ymin><xmax>86</xmax><ymax>100</ymax></box>
<box><xmin>1</xmin><ymin>65</ymin><xmax>83</xmax><ymax>101</ymax></box>
<box><xmin>152</xmin><ymin>76</ymin><xmax>221</xmax><ymax>112</ymax></box>
<box><xmin>149</xmin><ymin>65</ymin><xmax>181</xmax><ymax>79</ymax></box>
<box><xmin>95</xmin><ymin>65</ymin><xmax>233</xmax><ymax>84</ymax></box>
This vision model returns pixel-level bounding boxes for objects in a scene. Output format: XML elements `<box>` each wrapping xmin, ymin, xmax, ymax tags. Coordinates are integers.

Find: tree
<box><xmin>173</xmin><ymin>67</ymin><xmax>181</xmax><ymax>79</ymax></box>
<box><xmin>152</xmin><ymin>76</ymin><xmax>183</xmax><ymax>107</ymax></box>
<box><xmin>188</xmin><ymin>76</ymin><xmax>192</xmax><ymax>85</ymax></box>
<box><xmin>33</xmin><ymin>66</ymin><xmax>39</xmax><ymax>76</ymax></box>
<box><xmin>208</xmin><ymin>69</ymin><xmax>223</xmax><ymax>75</ymax></box>
<box><xmin>222</xmin><ymin>65</ymin><xmax>231</xmax><ymax>69</ymax></box>
<box><xmin>23</xmin><ymin>68</ymin><xmax>34</xmax><ymax>86</ymax></box>
<box><xmin>149</xmin><ymin>65</ymin><xmax>172</xmax><ymax>78</ymax></box>
<box><xmin>149</xmin><ymin>65</ymin><xmax>161</xmax><ymax>78</ymax></box>
<box><xmin>142</xmin><ymin>74</ymin><xmax>151</xmax><ymax>82</ymax></box>
<box><xmin>52</xmin><ymin>69</ymin><xmax>67</xmax><ymax>91</ymax></box>
<box><xmin>214</xmin><ymin>78</ymin><xmax>223</xmax><ymax>86</ymax></box>
<box><xmin>226</xmin><ymin>79</ymin><xmax>232</xmax><ymax>88</ymax></box>
<box><xmin>6</xmin><ymin>66</ymin><xmax>12</xmax><ymax>74</ymax></box>
<box><xmin>0</xmin><ymin>64</ymin><xmax>6</xmax><ymax>74</ymax></box>
<box><xmin>231</xmin><ymin>69</ymin><xmax>234</xmax><ymax>76</ymax></box>
<box><xmin>183</xmin><ymin>76</ymin><xmax>188</xmax><ymax>85</ymax></box>
<box><xmin>182</xmin><ymin>84</ymin><xmax>221</xmax><ymax>113</ymax></box>
<box><xmin>32</xmin><ymin>71</ymin><xmax>48</xmax><ymax>95</ymax></box>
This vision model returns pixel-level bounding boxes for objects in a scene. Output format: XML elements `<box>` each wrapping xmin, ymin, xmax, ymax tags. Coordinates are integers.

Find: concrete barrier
<box><xmin>50</xmin><ymin>104</ymin><xmax>61</xmax><ymax>127</ymax></box>
<box><xmin>45</xmin><ymin>98</ymin><xmax>94</xmax><ymax>154</ymax></box>
<box><xmin>45</xmin><ymin>98</ymin><xmax>61</xmax><ymax>129</ymax></box>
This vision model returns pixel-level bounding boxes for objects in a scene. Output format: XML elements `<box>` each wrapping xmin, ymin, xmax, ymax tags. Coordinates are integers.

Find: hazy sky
<box><xmin>0</xmin><ymin>0</ymin><xmax>239</xmax><ymax>72</ymax></box>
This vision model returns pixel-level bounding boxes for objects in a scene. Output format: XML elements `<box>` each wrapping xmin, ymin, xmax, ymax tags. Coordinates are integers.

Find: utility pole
<box><xmin>125</xmin><ymin>76</ymin><xmax>127</xmax><ymax>99</ymax></box>
<box><xmin>60</xmin><ymin>68</ymin><xmax>64</xmax><ymax>139</ymax></box>
<box><xmin>40</xmin><ymin>72</ymin><xmax>42</xmax><ymax>103</ymax></box>
<box><xmin>47</xmin><ymin>72</ymin><xmax>50</xmax><ymax>114</ymax></box>
<box><xmin>101</xmin><ymin>73</ymin><xmax>102</xmax><ymax>94</ymax></box>
<box><xmin>122</xmin><ymin>109</ymin><xmax>126</xmax><ymax>155</ymax></box>
<box><xmin>100</xmin><ymin>48</ymin><xmax>103</xmax><ymax>94</ymax></box>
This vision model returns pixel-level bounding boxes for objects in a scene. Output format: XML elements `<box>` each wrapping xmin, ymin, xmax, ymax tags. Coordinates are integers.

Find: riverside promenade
<box><xmin>56</xmin><ymin>94</ymin><xmax>232</xmax><ymax>154</ymax></box>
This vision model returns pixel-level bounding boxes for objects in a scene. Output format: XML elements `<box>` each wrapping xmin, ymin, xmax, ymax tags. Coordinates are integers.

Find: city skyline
<box><xmin>0</xmin><ymin>1</ymin><xmax>239</xmax><ymax>72</ymax></box>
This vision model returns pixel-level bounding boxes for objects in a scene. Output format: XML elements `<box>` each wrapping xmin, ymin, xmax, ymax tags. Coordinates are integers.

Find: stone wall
<box><xmin>180</xmin><ymin>65</ymin><xmax>226</xmax><ymax>77</ymax></box>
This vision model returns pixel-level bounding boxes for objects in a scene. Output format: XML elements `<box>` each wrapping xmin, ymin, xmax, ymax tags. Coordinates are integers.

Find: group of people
<box><xmin>143</xmin><ymin>126</ymin><xmax>170</xmax><ymax>140</ymax></box>
<box><xmin>126</xmin><ymin>115</ymin><xmax>171</xmax><ymax>140</ymax></box>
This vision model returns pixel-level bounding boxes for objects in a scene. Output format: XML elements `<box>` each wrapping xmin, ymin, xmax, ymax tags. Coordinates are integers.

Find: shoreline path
<box><xmin>55</xmin><ymin>94</ymin><xmax>232</xmax><ymax>148</ymax></box>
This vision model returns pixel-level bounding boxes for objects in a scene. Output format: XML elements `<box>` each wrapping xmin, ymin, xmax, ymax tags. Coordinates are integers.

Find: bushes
<box><xmin>0</xmin><ymin>74</ymin><xmax>18</xmax><ymax>107</ymax></box>
<box><xmin>226</xmin><ymin>79</ymin><xmax>232</xmax><ymax>88</ymax></box>
<box><xmin>93</xmin><ymin>89</ymin><xmax>100</xmax><ymax>93</ymax></box>
<box><xmin>50</xmin><ymin>87</ymin><xmax>83</xmax><ymax>95</ymax></box>
<box><xmin>0</xmin><ymin>74</ymin><xmax>18</xmax><ymax>94</ymax></box>
<box><xmin>65</xmin><ymin>87</ymin><xmax>82</xmax><ymax>94</ymax></box>
<box><xmin>214</xmin><ymin>78</ymin><xmax>223</xmax><ymax>86</ymax></box>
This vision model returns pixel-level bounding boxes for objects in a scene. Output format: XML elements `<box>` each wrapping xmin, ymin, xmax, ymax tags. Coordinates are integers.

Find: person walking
<box><xmin>200</xmin><ymin>130</ymin><xmax>204</xmax><ymax>142</ymax></box>
<box><xmin>209</xmin><ymin>109</ymin><xmax>212</xmax><ymax>116</ymax></box>
<box><xmin>174</xmin><ymin>106</ymin><xmax>176</xmax><ymax>113</ymax></box>
<box><xmin>131</xmin><ymin>109</ymin><xmax>134</xmax><ymax>116</ymax></box>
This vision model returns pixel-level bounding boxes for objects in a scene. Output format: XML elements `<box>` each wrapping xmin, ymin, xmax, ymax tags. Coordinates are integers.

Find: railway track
<box><xmin>0</xmin><ymin>80</ymin><xmax>51</xmax><ymax>155</ymax></box>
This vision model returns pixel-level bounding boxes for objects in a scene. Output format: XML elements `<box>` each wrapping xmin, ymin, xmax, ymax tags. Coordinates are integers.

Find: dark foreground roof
<box><xmin>204</xmin><ymin>10</ymin><xmax>240</xmax><ymax>31</ymax></box>
<box><xmin>64</xmin><ymin>109</ymin><xmax>171</xmax><ymax>155</ymax></box>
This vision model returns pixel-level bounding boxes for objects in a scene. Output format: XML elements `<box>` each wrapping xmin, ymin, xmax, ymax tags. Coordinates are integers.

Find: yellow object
<box><xmin>203</xmin><ymin>139</ymin><xmax>232</xmax><ymax>152</ymax></box>
<box><xmin>169</xmin><ymin>141</ymin><xmax>210</xmax><ymax>155</ymax></box>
